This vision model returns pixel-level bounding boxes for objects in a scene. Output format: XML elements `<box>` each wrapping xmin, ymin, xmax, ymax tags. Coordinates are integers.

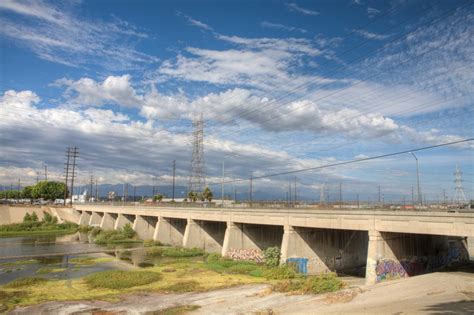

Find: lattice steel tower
<box><xmin>188</xmin><ymin>113</ymin><xmax>206</xmax><ymax>193</ymax></box>
<box><xmin>453</xmin><ymin>164</ymin><xmax>467</xmax><ymax>205</ymax></box>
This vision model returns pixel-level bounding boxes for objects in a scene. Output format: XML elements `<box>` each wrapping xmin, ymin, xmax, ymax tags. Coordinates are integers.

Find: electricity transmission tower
<box><xmin>188</xmin><ymin>113</ymin><xmax>205</xmax><ymax>194</ymax></box>
<box><xmin>63</xmin><ymin>147</ymin><xmax>79</xmax><ymax>205</ymax></box>
<box><xmin>319</xmin><ymin>183</ymin><xmax>325</xmax><ymax>206</ymax></box>
<box><xmin>453</xmin><ymin>165</ymin><xmax>467</xmax><ymax>205</ymax></box>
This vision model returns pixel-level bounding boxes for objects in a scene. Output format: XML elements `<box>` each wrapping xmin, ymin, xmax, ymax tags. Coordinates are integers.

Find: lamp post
<box><xmin>409</xmin><ymin>152</ymin><xmax>422</xmax><ymax>207</ymax></box>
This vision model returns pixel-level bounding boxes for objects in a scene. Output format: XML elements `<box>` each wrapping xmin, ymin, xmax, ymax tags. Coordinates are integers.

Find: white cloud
<box><xmin>176</xmin><ymin>11</ymin><xmax>213</xmax><ymax>31</ymax></box>
<box><xmin>353</xmin><ymin>29</ymin><xmax>390</xmax><ymax>40</ymax></box>
<box><xmin>0</xmin><ymin>0</ymin><xmax>155</xmax><ymax>70</ymax></box>
<box><xmin>261</xmin><ymin>21</ymin><xmax>307</xmax><ymax>34</ymax></box>
<box><xmin>54</xmin><ymin>75</ymin><xmax>143</xmax><ymax>108</ymax></box>
<box><xmin>367</xmin><ymin>7</ymin><xmax>380</xmax><ymax>18</ymax></box>
<box><xmin>285</xmin><ymin>3</ymin><xmax>319</xmax><ymax>16</ymax></box>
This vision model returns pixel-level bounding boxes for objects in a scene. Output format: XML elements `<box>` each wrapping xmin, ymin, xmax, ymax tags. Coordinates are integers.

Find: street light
<box><xmin>409</xmin><ymin>152</ymin><xmax>422</xmax><ymax>207</ymax></box>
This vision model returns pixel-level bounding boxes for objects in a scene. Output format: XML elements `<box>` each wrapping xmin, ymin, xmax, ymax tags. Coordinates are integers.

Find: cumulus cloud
<box><xmin>0</xmin><ymin>0</ymin><xmax>156</xmax><ymax>70</ymax></box>
<box><xmin>54</xmin><ymin>75</ymin><xmax>143</xmax><ymax>108</ymax></box>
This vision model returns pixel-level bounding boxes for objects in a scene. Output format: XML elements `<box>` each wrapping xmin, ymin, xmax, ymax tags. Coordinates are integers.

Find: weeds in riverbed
<box><xmin>36</xmin><ymin>267</ymin><xmax>66</xmax><ymax>274</ymax></box>
<box><xmin>0</xmin><ymin>259</ymin><xmax>38</xmax><ymax>267</ymax></box>
<box><xmin>84</xmin><ymin>270</ymin><xmax>161</xmax><ymax>289</ymax></box>
<box><xmin>4</xmin><ymin>277</ymin><xmax>48</xmax><ymax>288</ymax></box>
<box><xmin>88</xmin><ymin>224</ymin><xmax>139</xmax><ymax>245</ymax></box>
<box><xmin>274</xmin><ymin>273</ymin><xmax>344</xmax><ymax>294</ymax></box>
<box><xmin>204</xmin><ymin>254</ymin><xmax>265</xmax><ymax>276</ymax></box>
<box><xmin>147</xmin><ymin>247</ymin><xmax>204</xmax><ymax>257</ymax></box>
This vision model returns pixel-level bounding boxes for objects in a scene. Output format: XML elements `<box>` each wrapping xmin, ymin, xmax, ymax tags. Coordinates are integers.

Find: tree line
<box><xmin>0</xmin><ymin>181</ymin><xmax>68</xmax><ymax>201</ymax></box>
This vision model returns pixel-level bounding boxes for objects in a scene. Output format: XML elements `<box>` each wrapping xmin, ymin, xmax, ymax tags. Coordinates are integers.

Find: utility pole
<box><xmin>294</xmin><ymin>177</ymin><xmax>297</xmax><ymax>206</ymax></box>
<box><xmin>378</xmin><ymin>185</ymin><xmax>381</xmax><ymax>205</ymax></box>
<box><xmin>339</xmin><ymin>182</ymin><xmax>342</xmax><ymax>209</ymax></box>
<box><xmin>44</xmin><ymin>165</ymin><xmax>48</xmax><ymax>181</ymax></box>
<box><xmin>69</xmin><ymin>147</ymin><xmax>79</xmax><ymax>205</ymax></box>
<box><xmin>411</xmin><ymin>187</ymin><xmax>415</xmax><ymax>206</ymax></box>
<box><xmin>453</xmin><ymin>165</ymin><xmax>467</xmax><ymax>205</ymax></box>
<box><xmin>133</xmin><ymin>185</ymin><xmax>136</xmax><ymax>203</ymax></box>
<box><xmin>63</xmin><ymin>148</ymin><xmax>71</xmax><ymax>205</ymax></box>
<box><xmin>357</xmin><ymin>193</ymin><xmax>360</xmax><ymax>209</ymax></box>
<box><xmin>221</xmin><ymin>161</ymin><xmax>225</xmax><ymax>207</ymax></box>
<box><xmin>36</xmin><ymin>174</ymin><xmax>39</xmax><ymax>184</ymax></box>
<box><xmin>152</xmin><ymin>186</ymin><xmax>155</xmax><ymax>198</ymax></box>
<box><xmin>288</xmin><ymin>180</ymin><xmax>291</xmax><ymax>208</ymax></box>
<box><xmin>172</xmin><ymin>160</ymin><xmax>176</xmax><ymax>201</ymax></box>
<box><xmin>249</xmin><ymin>172</ymin><xmax>253</xmax><ymax>207</ymax></box>
<box><xmin>95</xmin><ymin>178</ymin><xmax>98</xmax><ymax>202</ymax></box>
<box><xmin>89</xmin><ymin>175</ymin><xmax>94</xmax><ymax>203</ymax></box>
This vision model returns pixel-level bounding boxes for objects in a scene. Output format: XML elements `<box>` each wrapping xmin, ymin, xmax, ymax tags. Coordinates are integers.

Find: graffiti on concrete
<box><xmin>225</xmin><ymin>248</ymin><xmax>264</xmax><ymax>263</ymax></box>
<box><xmin>286</xmin><ymin>257</ymin><xmax>308</xmax><ymax>274</ymax></box>
<box><xmin>376</xmin><ymin>245</ymin><xmax>469</xmax><ymax>282</ymax></box>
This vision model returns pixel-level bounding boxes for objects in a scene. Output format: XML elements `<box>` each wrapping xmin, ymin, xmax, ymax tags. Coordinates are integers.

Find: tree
<box><xmin>203</xmin><ymin>187</ymin><xmax>213</xmax><ymax>202</ymax></box>
<box><xmin>187</xmin><ymin>191</ymin><xmax>198</xmax><ymax>202</ymax></box>
<box><xmin>31</xmin><ymin>181</ymin><xmax>68</xmax><ymax>201</ymax></box>
<box><xmin>22</xmin><ymin>186</ymin><xmax>33</xmax><ymax>199</ymax></box>
<box><xmin>153</xmin><ymin>194</ymin><xmax>163</xmax><ymax>202</ymax></box>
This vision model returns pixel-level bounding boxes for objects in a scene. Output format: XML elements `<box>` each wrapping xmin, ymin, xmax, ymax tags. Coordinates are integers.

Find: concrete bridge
<box><xmin>64</xmin><ymin>205</ymin><xmax>474</xmax><ymax>284</ymax></box>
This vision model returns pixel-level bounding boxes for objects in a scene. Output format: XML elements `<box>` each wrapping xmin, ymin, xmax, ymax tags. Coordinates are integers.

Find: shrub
<box><xmin>303</xmin><ymin>273</ymin><xmax>344</xmax><ymax>294</ymax></box>
<box><xmin>4</xmin><ymin>277</ymin><xmax>47</xmax><ymax>288</ymax></box>
<box><xmin>23</xmin><ymin>213</ymin><xmax>31</xmax><ymax>223</ymax></box>
<box><xmin>205</xmin><ymin>253</ymin><xmax>221</xmax><ymax>264</ymax></box>
<box><xmin>84</xmin><ymin>270</ymin><xmax>161</xmax><ymax>289</ymax></box>
<box><xmin>263</xmin><ymin>265</ymin><xmax>297</xmax><ymax>280</ymax></box>
<box><xmin>263</xmin><ymin>247</ymin><xmax>281</xmax><ymax>268</ymax></box>
<box><xmin>30</xmin><ymin>212</ymin><xmax>39</xmax><ymax>222</ymax></box>
<box><xmin>161</xmin><ymin>247</ymin><xmax>204</xmax><ymax>257</ymax></box>
<box><xmin>121</xmin><ymin>223</ymin><xmax>135</xmax><ymax>239</ymax></box>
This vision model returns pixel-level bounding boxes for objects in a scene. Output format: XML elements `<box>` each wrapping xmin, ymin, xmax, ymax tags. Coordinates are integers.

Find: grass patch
<box><xmin>161</xmin><ymin>280</ymin><xmax>202</xmax><ymax>293</ymax></box>
<box><xmin>84</xmin><ymin>270</ymin><xmax>161</xmax><ymax>289</ymax></box>
<box><xmin>36</xmin><ymin>267</ymin><xmax>66</xmax><ymax>274</ymax></box>
<box><xmin>0</xmin><ymin>290</ymin><xmax>27</xmax><ymax>312</ymax></box>
<box><xmin>0</xmin><ymin>219</ymin><xmax>78</xmax><ymax>238</ymax></box>
<box><xmin>274</xmin><ymin>273</ymin><xmax>344</xmax><ymax>294</ymax></box>
<box><xmin>88</xmin><ymin>224</ymin><xmax>139</xmax><ymax>245</ymax></box>
<box><xmin>4</xmin><ymin>277</ymin><xmax>48</xmax><ymax>288</ymax></box>
<box><xmin>204</xmin><ymin>255</ymin><xmax>265</xmax><ymax>276</ymax></box>
<box><xmin>147</xmin><ymin>247</ymin><xmax>204</xmax><ymax>258</ymax></box>
<box><xmin>0</xmin><ymin>259</ymin><xmax>38</xmax><ymax>267</ymax></box>
<box><xmin>263</xmin><ymin>265</ymin><xmax>298</xmax><ymax>280</ymax></box>
<box><xmin>149</xmin><ymin>305</ymin><xmax>201</xmax><ymax>315</ymax></box>
<box><xmin>144</xmin><ymin>240</ymin><xmax>162</xmax><ymax>247</ymax></box>
<box><xmin>69</xmin><ymin>256</ymin><xmax>114</xmax><ymax>265</ymax></box>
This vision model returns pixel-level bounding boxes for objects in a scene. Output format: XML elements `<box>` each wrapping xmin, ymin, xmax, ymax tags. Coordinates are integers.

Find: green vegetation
<box><xmin>153</xmin><ymin>194</ymin><xmax>164</xmax><ymax>202</ymax></box>
<box><xmin>144</xmin><ymin>240</ymin><xmax>162</xmax><ymax>247</ymax></box>
<box><xmin>147</xmin><ymin>247</ymin><xmax>204</xmax><ymax>257</ymax></box>
<box><xmin>0</xmin><ymin>181</ymin><xmax>67</xmax><ymax>201</ymax></box>
<box><xmin>88</xmin><ymin>224</ymin><xmax>139</xmax><ymax>244</ymax></box>
<box><xmin>262</xmin><ymin>265</ymin><xmax>298</xmax><ymax>280</ymax></box>
<box><xmin>263</xmin><ymin>247</ymin><xmax>281</xmax><ymax>268</ymax></box>
<box><xmin>187</xmin><ymin>187</ymin><xmax>213</xmax><ymax>203</ymax></box>
<box><xmin>4</xmin><ymin>277</ymin><xmax>48</xmax><ymax>289</ymax></box>
<box><xmin>0</xmin><ymin>259</ymin><xmax>38</xmax><ymax>267</ymax></box>
<box><xmin>69</xmin><ymin>256</ymin><xmax>114</xmax><ymax>265</ymax></box>
<box><xmin>274</xmin><ymin>273</ymin><xmax>344</xmax><ymax>294</ymax></box>
<box><xmin>84</xmin><ymin>270</ymin><xmax>161</xmax><ymax>289</ymax></box>
<box><xmin>0</xmin><ymin>212</ymin><xmax>77</xmax><ymax>237</ymax></box>
<box><xmin>204</xmin><ymin>254</ymin><xmax>265</xmax><ymax>276</ymax></box>
<box><xmin>36</xmin><ymin>267</ymin><xmax>66</xmax><ymax>274</ymax></box>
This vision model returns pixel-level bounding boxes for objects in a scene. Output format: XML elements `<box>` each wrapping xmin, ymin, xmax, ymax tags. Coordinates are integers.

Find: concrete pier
<box><xmin>79</xmin><ymin>211</ymin><xmax>91</xmax><ymax>225</ymax></box>
<box><xmin>183</xmin><ymin>219</ymin><xmax>225</xmax><ymax>253</ymax></box>
<box><xmin>154</xmin><ymin>217</ymin><xmax>186</xmax><ymax>246</ymax></box>
<box><xmin>100</xmin><ymin>213</ymin><xmax>116</xmax><ymax>230</ymax></box>
<box><xmin>133</xmin><ymin>215</ymin><xmax>157</xmax><ymax>240</ymax></box>
<box><xmin>114</xmin><ymin>213</ymin><xmax>135</xmax><ymax>230</ymax></box>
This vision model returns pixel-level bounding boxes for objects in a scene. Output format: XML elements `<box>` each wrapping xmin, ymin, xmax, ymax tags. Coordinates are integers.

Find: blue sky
<box><xmin>0</xmin><ymin>0</ymin><xmax>472</xmax><ymax>202</ymax></box>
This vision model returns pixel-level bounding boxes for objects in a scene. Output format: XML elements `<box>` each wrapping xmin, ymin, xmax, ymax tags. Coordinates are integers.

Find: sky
<box><xmin>0</xmin><ymin>0</ymin><xmax>473</xmax><ymax>202</ymax></box>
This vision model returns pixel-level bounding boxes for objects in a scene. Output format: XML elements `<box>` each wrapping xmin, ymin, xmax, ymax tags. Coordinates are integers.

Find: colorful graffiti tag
<box><xmin>376</xmin><ymin>245</ymin><xmax>469</xmax><ymax>282</ymax></box>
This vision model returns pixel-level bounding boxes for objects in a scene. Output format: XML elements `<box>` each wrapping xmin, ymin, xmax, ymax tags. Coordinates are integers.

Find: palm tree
<box><xmin>203</xmin><ymin>187</ymin><xmax>213</xmax><ymax>203</ymax></box>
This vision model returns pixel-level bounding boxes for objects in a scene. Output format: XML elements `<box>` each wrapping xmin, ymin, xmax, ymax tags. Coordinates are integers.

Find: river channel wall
<box><xmin>0</xmin><ymin>205</ymin><xmax>52</xmax><ymax>224</ymax></box>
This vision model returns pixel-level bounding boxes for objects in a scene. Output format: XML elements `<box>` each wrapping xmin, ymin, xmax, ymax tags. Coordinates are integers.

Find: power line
<box><xmin>208</xmin><ymin>138</ymin><xmax>474</xmax><ymax>185</ymax></box>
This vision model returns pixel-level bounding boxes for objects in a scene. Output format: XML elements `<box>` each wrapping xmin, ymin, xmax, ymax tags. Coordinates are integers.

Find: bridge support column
<box><xmin>78</xmin><ymin>211</ymin><xmax>91</xmax><ymax>225</ymax></box>
<box><xmin>365</xmin><ymin>230</ymin><xmax>383</xmax><ymax>285</ymax></box>
<box><xmin>114</xmin><ymin>214</ymin><xmax>134</xmax><ymax>230</ymax></box>
<box><xmin>89</xmin><ymin>212</ymin><xmax>103</xmax><ymax>226</ymax></box>
<box><xmin>100</xmin><ymin>213</ymin><xmax>116</xmax><ymax>230</ymax></box>
<box><xmin>183</xmin><ymin>219</ymin><xmax>224</xmax><ymax>253</ymax></box>
<box><xmin>153</xmin><ymin>217</ymin><xmax>185</xmax><ymax>246</ymax></box>
<box><xmin>222</xmin><ymin>222</ymin><xmax>272</xmax><ymax>257</ymax></box>
<box><xmin>133</xmin><ymin>215</ymin><xmax>157</xmax><ymax>240</ymax></box>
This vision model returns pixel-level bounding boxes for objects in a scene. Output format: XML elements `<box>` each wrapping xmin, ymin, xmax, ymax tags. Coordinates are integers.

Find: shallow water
<box><xmin>0</xmin><ymin>233</ymin><xmax>201</xmax><ymax>285</ymax></box>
